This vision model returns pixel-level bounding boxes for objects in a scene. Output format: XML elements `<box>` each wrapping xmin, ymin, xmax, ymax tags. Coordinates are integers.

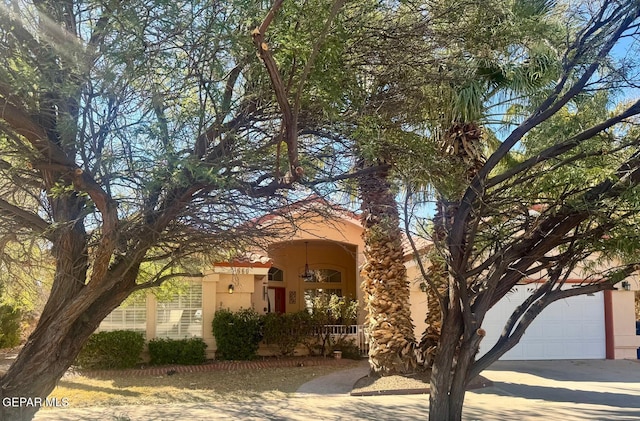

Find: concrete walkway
<box><xmin>31</xmin><ymin>359</ymin><xmax>640</xmax><ymax>421</ymax></box>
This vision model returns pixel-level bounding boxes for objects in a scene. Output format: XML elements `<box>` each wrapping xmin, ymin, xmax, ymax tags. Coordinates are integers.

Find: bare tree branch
<box><xmin>0</xmin><ymin>197</ymin><xmax>51</xmax><ymax>236</ymax></box>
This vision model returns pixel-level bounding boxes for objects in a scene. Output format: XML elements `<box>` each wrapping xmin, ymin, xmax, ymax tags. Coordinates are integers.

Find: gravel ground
<box><xmin>352</xmin><ymin>370</ymin><xmax>430</xmax><ymax>395</ymax></box>
<box><xmin>351</xmin><ymin>369</ymin><xmax>492</xmax><ymax>396</ymax></box>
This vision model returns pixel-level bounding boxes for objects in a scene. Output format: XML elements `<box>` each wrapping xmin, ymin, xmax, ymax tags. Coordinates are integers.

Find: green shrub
<box><xmin>0</xmin><ymin>304</ymin><xmax>21</xmax><ymax>349</ymax></box>
<box><xmin>212</xmin><ymin>308</ymin><xmax>263</xmax><ymax>360</ymax></box>
<box><xmin>304</xmin><ymin>294</ymin><xmax>359</xmax><ymax>356</ymax></box>
<box><xmin>76</xmin><ymin>330</ymin><xmax>144</xmax><ymax>369</ymax></box>
<box><xmin>148</xmin><ymin>337</ymin><xmax>207</xmax><ymax>365</ymax></box>
<box><xmin>262</xmin><ymin>311</ymin><xmax>313</xmax><ymax>356</ymax></box>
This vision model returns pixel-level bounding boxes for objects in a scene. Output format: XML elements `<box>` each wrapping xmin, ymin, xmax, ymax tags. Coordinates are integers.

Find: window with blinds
<box><xmin>98</xmin><ymin>296</ymin><xmax>147</xmax><ymax>335</ymax></box>
<box><xmin>155</xmin><ymin>282</ymin><xmax>203</xmax><ymax>339</ymax></box>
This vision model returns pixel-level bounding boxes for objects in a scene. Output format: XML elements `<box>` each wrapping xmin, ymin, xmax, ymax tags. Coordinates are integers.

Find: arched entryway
<box><xmin>265</xmin><ymin>239</ymin><xmax>359</xmax><ymax>316</ymax></box>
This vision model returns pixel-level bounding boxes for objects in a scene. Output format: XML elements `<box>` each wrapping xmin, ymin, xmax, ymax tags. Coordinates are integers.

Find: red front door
<box><xmin>268</xmin><ymin>287</ymin><xmax>286</xmax><ymax>314</ymax></box>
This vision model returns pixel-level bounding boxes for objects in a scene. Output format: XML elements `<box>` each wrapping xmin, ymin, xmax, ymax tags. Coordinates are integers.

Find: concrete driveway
<box><xmin>32</xmin><ymin>359</ymin><xmax>640</xmax><ymax>421</ymax></box>
<box><xmin>465</xmin><ymin>359</ymin><xmax>640</xmax><ymax>420</ymax></box>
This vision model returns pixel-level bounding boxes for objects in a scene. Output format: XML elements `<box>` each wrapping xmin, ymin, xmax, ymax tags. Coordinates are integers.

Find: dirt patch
<box><xmin>351</xmin><ymin>370</ymin><xmax>492</xmax><ymax>396</ymax></box>
<box><xmin>49</xmin><ymin>359</ymin><xmax>362</xmax><ymax>407</ymax></box>
<box><xmin>0</xmin><ymin>352</ymin><xmax>362</xmax><ymax>407</ymax></box>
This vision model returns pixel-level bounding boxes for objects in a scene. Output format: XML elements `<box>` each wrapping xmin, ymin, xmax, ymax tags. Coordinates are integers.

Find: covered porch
<box><xmin>263</xmin><ymin>239</ymin><xmax>362</xmax><ymax>319</ymax></box>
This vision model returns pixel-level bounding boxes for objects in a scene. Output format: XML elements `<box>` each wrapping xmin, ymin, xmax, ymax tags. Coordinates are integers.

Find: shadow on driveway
<box><xmin>486</xmin><ymin>359</ymin><xmax>640</xmax><ymax>382</ymax></box>
<box><xmin>475</xmin><ymin>381</ymin><xmax>640</xmax><ymax>408</ymax></box>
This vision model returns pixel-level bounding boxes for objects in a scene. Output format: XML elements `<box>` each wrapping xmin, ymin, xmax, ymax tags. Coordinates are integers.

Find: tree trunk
<box><xmin>421</xmin><ymin>122</ymin><xmax>484</xmax><ymax>369</ymax></box>
<box><xmin>428</xmin><ymin>287</ymin><xmax>464</xmax><ymax>421</ymax></box>
<box><xmin>419</xmin><ymin>201</ymin><xmax>448</xmax><ymax>367</ymax></box>
<box><xmin>0</xmin><ymin>265</ymin><xmax>138</xmax><ymax>421</ymax></box>
<box><xmin>359</xmin><ymin>160</ymin><xmax>417</xmax><ymax>375</ymax></box>
<box><xmin>447</xmin><ymin>336</ymin><xmax>479</xmax><ymax>421</ymax></box>
<box><xmin>429</xmin><ymin>310</ymin><xmax>477</xmax><ymax>421</ymax></box>
<box><xmin>428</xmin><ymin>122</ymin><xmax>485</xmax><ymax>420</ymax></box>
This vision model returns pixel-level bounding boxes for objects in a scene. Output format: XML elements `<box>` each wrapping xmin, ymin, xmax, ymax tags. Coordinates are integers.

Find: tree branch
<box><xmin>134</xmin><ymin>272</ymin><xmax>204</xmax><ymax>291</ymax></box>
<box><xmin>292</xmin><ymin>0</ymin><xmax>346</xmax><ymax>117</ymax></box>
<box><xmin>486</xmin><ymin>100</ymin><xmax>640</xmax><ymax>189</ymax></box>
<box><xmin>0</xmin><ymin>90</ymin><xmax>118</xmax><ymax>286</ymax></box>
<box><xmin>0</xmin><ymin>198</ymin><xmax>51</xmax><ymax>236</ymax></box>
<box><xmin>450</xmin><ymin>4</ymin><xmax>640</xmax><ymax>266</ymax></box>
<box><xmin>403</xmin><ymin>186</ymin><xmax>442</xmax><ymax>302</ymax></box>
<box><xmin>252</xmin><ymin>1</ymin><xmax>301</xmax><ymax>183</ymax></box>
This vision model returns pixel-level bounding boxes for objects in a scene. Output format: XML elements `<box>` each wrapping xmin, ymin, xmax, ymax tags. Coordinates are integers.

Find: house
<box><xmin>98</xmin><ymin>200</ymin><xmax>640</xmax><ymax>361</ymax></box>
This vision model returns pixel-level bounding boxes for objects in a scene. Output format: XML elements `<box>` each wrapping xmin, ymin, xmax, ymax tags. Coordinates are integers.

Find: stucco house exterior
<box><xmin>98</xmin><ymin>201</ymin><xmax>640</xmax><ymax>361</ymax></box>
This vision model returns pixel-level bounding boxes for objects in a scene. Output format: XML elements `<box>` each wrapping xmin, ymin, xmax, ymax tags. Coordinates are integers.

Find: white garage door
<box><xmin>478</xmin><ymin>285</ymin><xmax>605</xmax><ymax>360</ymax></box>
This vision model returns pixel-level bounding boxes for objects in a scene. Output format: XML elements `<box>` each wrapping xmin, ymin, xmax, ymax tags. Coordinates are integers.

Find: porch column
<box><xmin>145</xmin><ymin>292</ymin><xmax>157</xmax><ymax>342</ymax></box>
<box><xmin>202</xmin><ymin>271</ymin><xmax>219</xmax><ymax>359</ymax></box>
<box><xmin>608</xmin><ymin>289</ymin><xmax>640</xmax><ymax>359</ymax></box>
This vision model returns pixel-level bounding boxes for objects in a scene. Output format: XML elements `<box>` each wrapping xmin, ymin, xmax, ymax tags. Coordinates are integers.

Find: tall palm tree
<box><xmin>417</xmin><ymin>0</ymin><xmax>561</xmax><ymax>368</ymax></box>
<box><xmin>419</xmin><ymin>121</ymin><xmax>485</xmax><ymax>367</ymax></box>
<box><xmin>359</xmin><ymin>156</ymin><xmax>417</xmax><ymax>375</ymax></box>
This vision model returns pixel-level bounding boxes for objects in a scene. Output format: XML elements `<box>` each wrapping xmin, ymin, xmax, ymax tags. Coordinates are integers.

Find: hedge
<box><xmin>76</xmin><ymin>330</ymin><xmax>145</xmax><ymax>369</ymax></box>
<box><xmin>262</xmin><ymin>311</ymin><xmax>313</xmax><ymax>356</ymax></box>
<box><xmin>148</xmin><ymin>337</ymin><xmax>207</xmax><ymax>365</ymax></box>
<box><xmin>212</xmin><ymin>308</ymin><xmax>263</xmax><ymax>360</ymax></box>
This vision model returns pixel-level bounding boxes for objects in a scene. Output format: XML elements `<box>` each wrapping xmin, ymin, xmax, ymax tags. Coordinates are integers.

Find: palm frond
<box><xmin>512</xmin><ymin>0</ymin><xmax>558</xmax><ymax>19</ymax></box>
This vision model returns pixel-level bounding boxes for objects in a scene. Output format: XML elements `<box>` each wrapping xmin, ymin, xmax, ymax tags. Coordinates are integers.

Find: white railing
<box><xmin>321</xmin><ymin>324</ymin><xmax>368</xmax><ymax>356</ymax></box>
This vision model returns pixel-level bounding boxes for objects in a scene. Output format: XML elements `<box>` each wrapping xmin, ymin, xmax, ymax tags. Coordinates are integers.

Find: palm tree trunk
<box><xmin>359</xmin><ymin>160</ymin><xmax>417</xmax><ymax>375</ymax></box>
<box><xmin>419</xmin><ymin>201</ymin><xmax>448</xmax><ymax>367</ymax></box>
<box><xmin>421</xmin><ymin>122</ymin><xmax>484</xmax><ymax>369</ymax></box>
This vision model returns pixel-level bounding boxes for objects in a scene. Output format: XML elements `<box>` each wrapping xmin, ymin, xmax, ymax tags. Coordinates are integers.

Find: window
<box><xmin>303</xmin><ymin>288</ymin><xmax>343</xmax><ymax>312</ymax></box>
<box><xmin>304</xmin><ymin>268</ymin><xmax>341</xmax><ymax>283</ymax></box>
<box><xmin>98</xmin><ymin>295</ymin><xmax>147</xmax><ymax>335</ymax></box>
<box><xmin>268</xmin><ymin>267</ymin><xmax>284</xmax><ymax>282</ymax></box>
<box><xmin>156</xmin><ymin>283</ymin><xmax>203</xmax><ymax>339</ymax></box>
<box><xmin>302</xmin><ymin>267</ymin><xmax>345</xmax><ymax>313</ymax></box>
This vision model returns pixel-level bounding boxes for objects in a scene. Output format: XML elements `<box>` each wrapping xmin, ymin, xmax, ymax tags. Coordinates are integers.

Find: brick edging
<box><xmin>80</xmin><ymin>357</ymin><xmax>357</xmax><ymax>377</ymax></box>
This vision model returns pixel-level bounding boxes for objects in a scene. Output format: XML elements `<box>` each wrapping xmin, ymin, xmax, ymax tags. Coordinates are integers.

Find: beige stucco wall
<box><xmin>201</xmin><ymin>272</ymin><xmax>218</xmax><ymax>359</ymax></box>
<box><xmin>252</xmin><ymin>276</ymin><xmax>269</xmax><ymax>314</ymax></box>
<box><xmin>214</xmin><ymin>271</ymin><xmax>255</xmax><ymax>310</ymax></box>
<box><xmin>199</xmin><ymin>268</ymin><xmax>269</xmax><ymax>358</ymax></box>
<box><xmin>145</xmin><ymin>293</ymin><xmax>157</xmax><ymax>344</ymax></box>
<box><xmin>277</xmin><ymin>212</ymin><xmax>364</xmax><ymax>245</ymax></box>
<box><xmin>611</xmin><ymin>290</ymin><xmax>640</xmax><ymax>359</ymax></box>
<box><xmin>406</xmin><ymin>259</ymin><xmax>429</xmax><ymax>341</ymax></box>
